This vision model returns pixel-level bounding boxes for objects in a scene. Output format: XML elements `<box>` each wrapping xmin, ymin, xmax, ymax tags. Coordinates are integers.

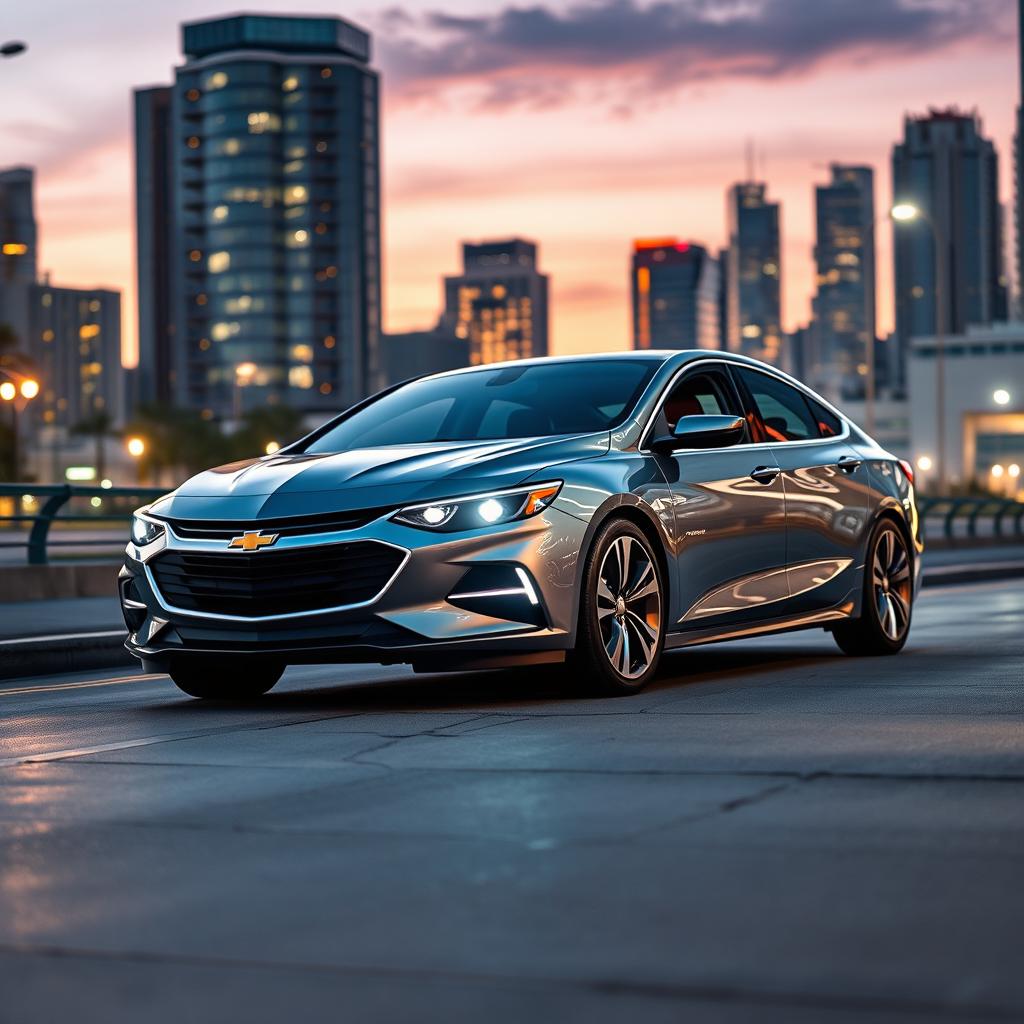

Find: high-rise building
<box><xmin>809</xmin><ymin>165</ymin><xmax>877</xmax><ymax>402</ymax></box>
<box><xmin>892</xmin><ymin>109</ymin><xmax>1007</xmax><ymax>381</ymax></box>
<box><xmin>726</xmin><ymin>182</ymin><xmax>782</xmax><ymax>366</ymax></box>
<box><xmin>0</xmin><ymin>166</ymin><xmax>38</xmax><ymax>348</ymax></box>
<box><xmin>1015</xmin><ymin>0</ymin><xmax>1023</xmax><ymax>313</ymax></box>
<box><xmin>134</xmin><ymin>86</ymin><xmax>175</xmax><ymax>407</ymax></box>
<box><xmin>630</xmin><ymin>239</ymin><xmax>720</xmax><ymax>350</ymax></box>
<box><xmin>29</xmin><ymin>283</ymin><xmax>123</xmax><ymax>431</ymax></box>
<box><xmin>443</xmin><ymin>239</ymin><xmax>548</xmax><ymax>365</ymax></box>
<box><xmin>135</xmin><ymin>13</ymin><xmax>382</xmax><ymax>420</ymax></box>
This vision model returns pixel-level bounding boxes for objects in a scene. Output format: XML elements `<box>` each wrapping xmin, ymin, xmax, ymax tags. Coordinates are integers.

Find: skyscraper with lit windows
<box><xmin>630</xmin><ymin>239</ymin><xmax>720</xmax><ymax>350</ymax></box>
<box><xmin>442</xmin><ymin>240</ymin><xmax>548</xmax><ymax>365</ymax></box>
<box><xmin>135</xmin><ymin>13</ymin><xmax>381</xmax><ymax>420</ymax></box>
<box><xmin>809</xmin><ymin>165</ymin><xmax>876</xmax><ymax>402</ymax></box>
<box><xmin>726</xmin><ymin>182</ymin><xmax>782</xmax><ymax>366</ymax></box>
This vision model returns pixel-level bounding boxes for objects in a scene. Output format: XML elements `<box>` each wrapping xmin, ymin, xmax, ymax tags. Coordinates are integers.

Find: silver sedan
<box><xmin>120</xmin><ymin>351</ymin><xmax>922</xmax><ymax>698</ymax></box>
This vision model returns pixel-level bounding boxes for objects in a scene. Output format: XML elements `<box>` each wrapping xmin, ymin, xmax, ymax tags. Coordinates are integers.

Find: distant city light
<box><xmin>993</xmin><ymin>388</ymin><xmax>1011</xmax><ymax>406</ymax></box>
<box><xmin>891</xmin><ymin>203</ymin><xmax>919</xmax><ymax>222</ymax></box>
<box><xmin>100</xmin><ymin>478</ymin><xmax>113</xmax><ymax>489</ymax></box>
<box><xmin>126</xmin><ymin>437</ymin><xmax>146</xmax><ymax>458</ymax></box>
<box><xmin>0</xmin><ymin>381</ymin><xmax>15</xmax><ymax>401</ymax></box>
<box><xmin>991</xmin><ymin>464</ymin><xmax>1005</xmax><ymax>479</ymax></box>
<box><xmin>264</xmin><ymin>441</ymin><xmax>281</xmax><ymax>455</ymax></box>
<box><xmin>1009</xmin><ymin>464</ymin><xmax>1021</xmax><ymax>479</ymax></box>
<box><xmin>65</xmin><ymin>466</ymin><xmax>97</xmax><ymax>482</ymax></box>
<box><xmin>916</xmin><ymin>455</ymin><xmax>933</xmax><ymax>472</ymax></box>
<box><xmin>235</xmin><ymin>361</ymin><xmax>258</xmax><ymax>383</ymax></box>
<box><xmin>90</xmin><ymin>496</ymin><xmax>103</xmax><ymax>508</ymax></box>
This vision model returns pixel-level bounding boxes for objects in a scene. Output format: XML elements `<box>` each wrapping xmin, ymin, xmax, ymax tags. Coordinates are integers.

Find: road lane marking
<box><xmin>0</xmin><ymin>673</ymin><xmax>165</xmax><ymax>698</ymax></box>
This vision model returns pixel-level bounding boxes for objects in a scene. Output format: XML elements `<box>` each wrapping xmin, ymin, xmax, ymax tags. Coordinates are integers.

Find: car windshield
<box><xmin>303</xmin><ymin>359</ymin><xmax>662</xmax><ymax>452</ymax></box>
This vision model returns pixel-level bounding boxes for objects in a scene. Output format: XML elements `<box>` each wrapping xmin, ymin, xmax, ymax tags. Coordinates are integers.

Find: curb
<box><xmin>921</xmin><ymin>561</ymin><xmax>1024</xmax><ymax>588</ymax></box>
<box><xmin>1</xmin><ymin>564</ymin><xmax>1021</xmax><ymax>681</ymax></box>
<box><xmin>0</xmin><ymin>631</ymin><xmax>134</xmax><ymax>681</ymax></box>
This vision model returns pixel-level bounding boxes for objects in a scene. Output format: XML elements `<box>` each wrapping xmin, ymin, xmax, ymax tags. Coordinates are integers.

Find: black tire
<box><xmin>169</xmin><ymin>657</ymin><xmax>284</xmax><ymax>700</ymax></box>
<box><xmin>575</xmin><ymin>518</ymin><xmax>666</xmax><ymax>695</ymax></box>
<box><xmin>832</xmin><ymin>518</ymin><xmax>913</xmax><ymax>656</ymax></box>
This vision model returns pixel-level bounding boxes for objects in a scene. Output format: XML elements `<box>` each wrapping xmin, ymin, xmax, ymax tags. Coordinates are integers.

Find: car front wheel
<box><xmin>576</xmin><ymin>519</ymin><xmax>666</xmax><ymax>695</ymax></box>
<box><xmin>169</xmin><ymin>657</ymin><xmax>284</xmax><ymax>700</ymax></box>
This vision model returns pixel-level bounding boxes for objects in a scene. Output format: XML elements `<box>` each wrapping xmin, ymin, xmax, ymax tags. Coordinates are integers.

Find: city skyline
<box><xmin>0</xmin><ymin>0</ymin><xmax>1016</xmax><ymax>367</ymax></box>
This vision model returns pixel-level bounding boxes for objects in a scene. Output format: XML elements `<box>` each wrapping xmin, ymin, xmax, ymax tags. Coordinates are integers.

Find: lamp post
<box><xmin>234</xmin><ymin>361</ymin><xmax>258</xmax><ymax>422</ymax></box>
<box><xmin>892</xmin><ymin>201</ymin><xmax>947</xmax><ymax>492</ymax></box>
<box><xmin>1</xmin><ymin>375</ymin><xmax>40</xmax><ymax>480</ymax></box>
<box><xmin>126</xmin><ymin>436</ymin><xmax>146</xmax><ymax>484</ymax></box>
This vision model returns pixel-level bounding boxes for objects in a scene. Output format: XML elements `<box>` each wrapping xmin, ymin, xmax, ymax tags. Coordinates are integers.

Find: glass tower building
<box><xmin>442</xmin><ymin>240</ymin><xmax>549</xmax><ymax>366</ymax></box>
<box><xmin>892</xmin><ymin>109</ymin><xmax>1007</xmax><ymax>390</ymax></box>
<box><xmin>726</xmin><ymin>182</ymin><xmax>782</xmax><ymax>367</ymax></box>
<box><xmin>810</xmin><ymin>165</ymin><xmax>877</xmax><ymax>402</ymax></box>
<box><xmin>135</xmin><ymin>13</ymin><xmax>381</xmax><ymax>420</ymax></box>
<box><xmin>631</xmin><ymin>239</ymin><xmax>720</xmax><ymax>351</ymax></box>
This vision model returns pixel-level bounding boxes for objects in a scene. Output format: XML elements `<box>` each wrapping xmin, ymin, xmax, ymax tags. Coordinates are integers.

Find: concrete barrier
<box><xmin>0</xmin><ymin>564</ymin><xmax>120</xmax><ymax>603</ymax></box>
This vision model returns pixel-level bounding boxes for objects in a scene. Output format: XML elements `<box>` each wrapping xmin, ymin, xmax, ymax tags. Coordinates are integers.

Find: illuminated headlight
<box><xmin>391</xmin><ymin>483</ymin><xmax>562</xmax><ymax>532</ymax></box>
<box><xmin>130</xmin><ymin>512</ymin><xmax>165</xmax><ymax>547</ymax></box>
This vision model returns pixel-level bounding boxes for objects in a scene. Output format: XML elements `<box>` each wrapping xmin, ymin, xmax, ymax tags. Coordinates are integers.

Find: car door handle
<box><xmin>750</xmin><ymin>465</ymin><xmax>781</xmax><ymax>484</ymax></box>
<box><xmin>837</xmin><ymin>456</ymin><xmax>862</xmax><ymax>473</ymax></box>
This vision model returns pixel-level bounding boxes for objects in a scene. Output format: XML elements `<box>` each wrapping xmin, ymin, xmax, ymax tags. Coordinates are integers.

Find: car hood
<box><xmin>153</xmin><ymin>433</ymin><xmax>609</xmax><ymax>521</ymax></box>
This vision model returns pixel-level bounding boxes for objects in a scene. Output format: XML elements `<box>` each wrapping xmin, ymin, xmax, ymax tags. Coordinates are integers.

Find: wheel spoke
<box><xmin>606</xmin><ymin>618</ymin><xmax>624</xmax><ymax>669</ymax></box>
<box><xmin>596</xmin><ymin>577</ymin><xmax>616</xmax><ymax>618</ymax></box>
<box><xmin>872</xmin><ymin>554</ymin><xmax>885</xmax><ymax>587</ymax></box>
<box><xmin>889</xmin><ymin>589</ymin><xmax>909</xmax><ymax>632</ymax></box>
<box><xmin>625</xmin><ymin>611</ymin><xmax>657</xmax><ymax>664</ymax></box>
<box><xmin>625</xmin><ymin>560</ymin><xmax>656</xmax><ymax>603</ymax></box>
<box><xmin>617</xmin><ymin>537</ymin><xmax>632</xmax><ymax>594</ymax></box>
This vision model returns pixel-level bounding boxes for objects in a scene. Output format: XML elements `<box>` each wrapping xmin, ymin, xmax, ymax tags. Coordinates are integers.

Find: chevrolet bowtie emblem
<box><xmin>228</xmin><ymin>531</ymin><xmax>279</xmax><ymax>551</ymax></box>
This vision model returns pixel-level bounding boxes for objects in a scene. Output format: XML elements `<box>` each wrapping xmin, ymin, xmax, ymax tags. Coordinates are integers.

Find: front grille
<box><xmin>153</xmin><ymin>507</ymin><xmax>388</xmax><ymax>540</ymax></box>
<box><xmin>149</xmin><ymin>541</ymin><xmax>406</xmax><ymax>618</ymax></box>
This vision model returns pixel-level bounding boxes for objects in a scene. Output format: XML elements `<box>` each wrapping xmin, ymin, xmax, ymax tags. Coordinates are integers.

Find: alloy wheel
<box><xmin>872</xmin><ymin>527</ymin><xmax>911</xmax><ymax>642</ymax></box>
<box><xmin>596</xmin><ymin>535</ymin><xmax>662</xmax><ymax>680</ymax></box>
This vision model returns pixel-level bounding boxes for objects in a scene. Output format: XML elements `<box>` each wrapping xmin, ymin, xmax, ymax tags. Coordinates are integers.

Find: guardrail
<box><xmin>917</xmin><ymin>496</ymin><xmax>1024</xmax><ymax>544</ymax></box>
<box><xmin>0</xmin><ymin>484</ymin><xmax>1021</xmax><ymax>564</ymax></box>
<box><xmin>0</xmin><ymin>483</ymin><xmax>165</xmax><ymax>565</ymax></box>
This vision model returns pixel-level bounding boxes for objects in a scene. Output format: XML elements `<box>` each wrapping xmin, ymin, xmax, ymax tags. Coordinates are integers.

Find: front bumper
<box><xmin>119</xmin><ymin>504</ymin><xmax>587</xmax><ymax>671</ymax></box>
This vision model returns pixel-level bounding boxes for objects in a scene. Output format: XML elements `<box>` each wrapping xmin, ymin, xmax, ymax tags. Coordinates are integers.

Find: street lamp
<box><xmin>891</xmin><ymin>200</ymin><xmax>947</xmax><ymax>492</ymax></box>
<box><xmin>1</xmin><ymin>374</ymin><xmax>39</xmax><ymax>479</ymax></box>
<box><xmin>126</xmin><ymin>436</ymin><xmax>146</xmax><ymax>458</ymax></box>
<box><xmin>234</xmin><ymin>361</ymin><xmax>258</xmax><ymax>420</ymax></box>
<box><xmin>264</xmin><ymin>440</ymin><xmax>281</xmax><ymax>455</ymax></box>
<box><xmin>993</xmin><ymin>388</ymin><xmax>1011</xmax><ymax>406</ymax></box>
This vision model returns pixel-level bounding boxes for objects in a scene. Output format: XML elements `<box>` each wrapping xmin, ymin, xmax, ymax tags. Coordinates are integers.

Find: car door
<box><xmin>645</xmin><ymin>362</ymin><xmax>790</xmax><ymax>629</ymax></box>
<box><xmin>731</xmin><ymin>366</ymin><xmax>870</xmax><ymax>615</ymax></box>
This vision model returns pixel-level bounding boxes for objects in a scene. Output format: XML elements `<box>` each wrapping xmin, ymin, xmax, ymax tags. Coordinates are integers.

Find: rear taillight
<box><xmin>898</xmin><ymin>459</ymin><xmax>915</xmax><ymax>486</ymax></box>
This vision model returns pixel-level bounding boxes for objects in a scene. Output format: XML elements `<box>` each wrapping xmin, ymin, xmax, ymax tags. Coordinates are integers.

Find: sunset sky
<box><xmin>0</xmin><ymin>0</ymin><xmax>1016</xmax><ymax>366</ymax></box>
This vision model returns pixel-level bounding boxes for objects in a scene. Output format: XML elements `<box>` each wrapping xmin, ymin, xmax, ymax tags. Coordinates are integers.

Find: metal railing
<box><xmin>0</xmin><ymin>484</ymin><xmax>165</xmax><ymax>565</ymax></box>
<box><xmin>917</xmin><ymin>496</ymin><xmax>1024</xmax><ymax>544</ymax></box>
<box><xmin>0</xmin><ymin>484</ymin><xmax>1021</xmax><ymax>565</ymax></box>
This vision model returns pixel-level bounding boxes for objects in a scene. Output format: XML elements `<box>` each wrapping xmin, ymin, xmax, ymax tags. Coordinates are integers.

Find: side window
<box><xmin>656</xmin><ymin>367</ymin><xmax>745</xmax><ymax>440</ymax></box>
<box><xmin>806</xmin><ymin>396</ymin><xmax>843</xmax><ymax>438</ymax></box>
<box><xmin>735</xmin><ymin>368</ymin><xmax>818</xmax><ymax>443</ymax></box>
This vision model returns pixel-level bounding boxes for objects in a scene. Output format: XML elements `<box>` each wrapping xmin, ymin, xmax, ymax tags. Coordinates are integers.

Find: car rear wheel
<box><xmin>576</xmin><ymin>519</ymin><xmax>665</xmax><ymax>695</ymax></box>
<box><xmin>832</xmin><ymin>519</ymin><xmax>912</xmax><ymax>656</ymax></box>
<box><xmin>169</xmin><ymin>658</ymin><xmax>284</xmax><ymax>699</ymax></box>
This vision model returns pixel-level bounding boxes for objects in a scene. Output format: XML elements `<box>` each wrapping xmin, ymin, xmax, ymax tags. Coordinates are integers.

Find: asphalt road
<box><xmin>1</xmin><ymin>581</ymin><xmax>1022</xmax><ymax>1024</ymax></box>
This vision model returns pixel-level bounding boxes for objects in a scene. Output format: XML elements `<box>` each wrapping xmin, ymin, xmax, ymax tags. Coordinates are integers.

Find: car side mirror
<box><xmin>652</xmin><ymin>414</ymin><xmax>745</xmax><ymax>452</ymax></box>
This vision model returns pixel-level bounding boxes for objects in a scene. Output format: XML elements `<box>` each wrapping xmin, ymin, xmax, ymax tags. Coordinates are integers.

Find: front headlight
<box><xmin>391</xmin><ymin>482</ymin><xmax>562</xmax><ymax>532</ymax></box>
<box><xmin>130</xmin><ymin>511</ymin><xmax>165</xmax><ymax>547</ymax></box>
